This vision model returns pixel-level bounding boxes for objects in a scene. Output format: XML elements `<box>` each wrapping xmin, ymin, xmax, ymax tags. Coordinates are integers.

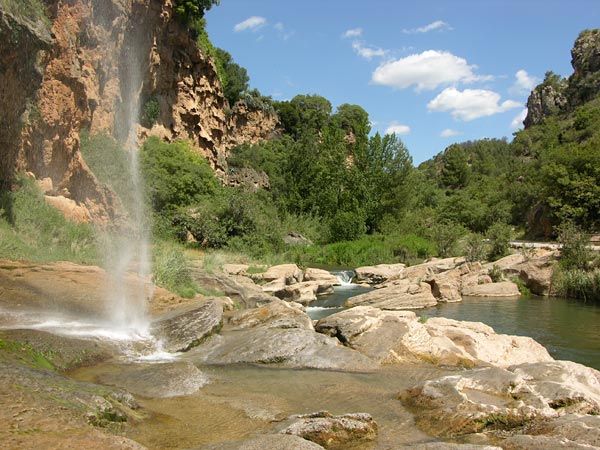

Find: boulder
<box><xmin>315</xmin><ymin>306</ymin><xmax>552</xmax><ymax>367</ymax></box>
<box><xmin>354</xmin><ymin>263</ymin><xmax>405</xmax><ymax>284</ymax></box>
<box><xmin>151</xmin><ymin>300</ymin><xmax>223</xmax><ymax>353</ymax></box>
<box><xmin>401</xmin><ymin>361</ymin><xmax>600</xmax><ymax>438</ymax></box>
<box><xmin>462</xmin><ymin>281</ymin><xmax>521</xmax><ymax>298</ymax></box>
<box><xmin>279</xmin><ymin>411</ymin><xmax>377</xmax><ymax>450</ymax></box>
<box><xmin>261</xmin><ymin>279</ymin><xmax>287</xmax><ymax>295</ymax></box>
<box><xmin>304</xmin><ymin>268</ymin><xmax>341</xmax><ymax>286</ymax></box>
<box><xmin>346</xmin><ymin>280</ymin><xmax>437</xmax><ymax>310</ymax></box>
<box><xmin>517</xmin><ymin>255</ymin><xmax>556</xmax><ymax>296</ymax></box>
<box><xmin>262</xmin><ymin>264</ymin><xmax>303</xmax><ymax>284</ymax></box>
<box><xmin>273</xmin><ymin>281</ymin><xmax>334</xmax><ymax>305</ymax></box>
<box><xmin>396</xmin><ymin>257</ymin><xmax>466</xmax><ymax>282</ymax></box>
<box><xmin>222</xmin><ymin>264</ymin><xmax>250</xmax><ymax>276</ymax></box>
<box><xmin>189</xmin><ymin>327</ymin><xmax>375</xmax><ymax>372</ymax></box>
<box><xmin>228</xmin><ymin>299</ymin><xmax>314</xmax><ymax>331</ymax></box>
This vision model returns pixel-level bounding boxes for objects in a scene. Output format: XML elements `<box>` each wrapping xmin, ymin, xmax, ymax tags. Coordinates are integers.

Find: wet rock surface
<box><xmin>95</xmin><ymin>361</ymin><xmax>209</xmax><ymax>398</ymax></box>
<box><xmin>401</xmin><ymin>360</ymin><xmax>600</xmax><ymax>442</ymax></box>
<box><xmin>278</xmin><ymin>411</ymin><xmax>378</xmax><ymax>449</ymax></box>
<box><xmin>227</xmin><ymin>299</ymin><xmax>314</xmax><ymax>331</ymax></box>
<box><xmin>151</xmin><ymin>300</ymin><xmax>223</xmax><ymax>353</ymax></box>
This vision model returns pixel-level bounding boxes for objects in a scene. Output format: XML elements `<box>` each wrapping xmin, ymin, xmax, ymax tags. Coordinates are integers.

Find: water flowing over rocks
<box><xmin>316</xmin><ymin>306</ymin><xmax>553</xmax><ymax>367</ymax></box>
<box><xmin>401</xmin><ymin>360</ymin><xmax>600</xmax><ymax>442</ymax></box>
<box><xmin>94</xmin><ymin>361</ymin><xmax>209</xmax><ymax>398</ymax></box>
<box><xmin>151</xmin><ymin>299</ymin><xmax>223</xmax><ymax>353</ymax></box>
<box><xmin>278</xmin><ymin>411</ymin><xmax>378</xmax><ymax>449</ymax></box>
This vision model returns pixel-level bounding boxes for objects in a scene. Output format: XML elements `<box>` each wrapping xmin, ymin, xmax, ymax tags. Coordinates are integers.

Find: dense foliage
<box><xmin>173</xmin><ymin>0</ymin><xmax>219</xmax><ymax>23</ymax></box>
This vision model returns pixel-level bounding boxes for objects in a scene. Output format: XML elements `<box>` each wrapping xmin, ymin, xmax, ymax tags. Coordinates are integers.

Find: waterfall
<box><xmin>333</xmin><ymin>270</ymin><xmax>355</xmax><ymax>286</ymax></box>
<box><xmin>99</xmin><ymin>1</ymin><xmax>152</xmax><ymax>336</ymax></box>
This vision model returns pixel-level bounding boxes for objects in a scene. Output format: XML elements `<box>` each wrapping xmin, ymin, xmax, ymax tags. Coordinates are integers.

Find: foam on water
<box><xmin>333</xmin><ymin>270</ymin><xmax>355</xmax><ymax>286</ymax></box>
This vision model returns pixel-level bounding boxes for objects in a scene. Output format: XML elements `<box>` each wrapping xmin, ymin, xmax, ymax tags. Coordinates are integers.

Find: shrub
<box><xmin>328</xmin><ymin>210</ymin><xmax>367</xmax><ymax>243</ymax></box>
<box><xmin>153</xmin><ymin>242</ymin><xmax>198</xmax><ymax>298</ymax></box>
<box><xmin>488</xmin><ymin>264</ymin><xmax>504</xmax><ymax>283</ymax></box>
<box><xmin>464</xmin><ymin>232</ymin><xmax>487</xmax><ymax>262</ymax></box>
<box><xmin>141</xmin><ymin>137</ymin><xmax>218</xmax><ymax>213</ymax></box>
<box><xmin>553</xmin><ymin>268</ymin><xmax>600</xmax><ymax>303</ymax></box>
<box><xmin>141</xmin><ymin>97</ymin><xmax>160</xmax><ymax>127</ymax></box>
<box><xmin>0</xmin><ymin>176</ymin><xmax>97</xmax><ymax>264</ymax></box>
<box><xmin>486</xmin><ymin>222</ymin><xmax>513</xmax><ymax>260</ymax></box>
<box><xmin>431</xmin><ymin>222</ymin><xmax>466</xmax><ymax>257</ymax></box>
<box><xmin>557</xmin><ymin>222</ymin><xmax>592</xmax><ymax>270</ymax></box>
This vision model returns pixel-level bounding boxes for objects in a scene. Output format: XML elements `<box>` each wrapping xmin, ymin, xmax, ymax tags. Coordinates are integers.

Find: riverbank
<box><xmin>1</xmin><ymin>253</ymin><xmax>600</xmax><ymax>449</ymax></box>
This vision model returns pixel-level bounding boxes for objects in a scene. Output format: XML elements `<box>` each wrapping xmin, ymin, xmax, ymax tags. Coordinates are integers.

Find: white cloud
<box><xmin>343</xmin><ymin>27</ymin><xmax>363</xmax><ymax>38</ymax></box>
<box><xmin>386</xmin><ymin>122</ymin><xmax>411</xmax><ymax>135</ymax></box>
<box><xmin>511</xmin><ymin>108</ymin><xmax>528</xmax><ymax>129</ymax></box>
<box><xmin>372</xmin><ymin>50</ymin><xmax>490</xmax><ymax>91</ymax></box>
<box><xmin>234</xmin><ymin>16</ymin><xmax>267</xmax><ymax>33</ymax></box>
<box><xmin>509</xmin><ymin>70</ymin><xmax>539</xmax><ymax>96</ymax></box>
<box><xmin>440</xmin><ymin>128</ymin><xmax>461</xmax><ymax>137</ymax></box>
<box><xmin>428</xmin><ymin>87</ymin><xmax>521</xmax><ymax>121</ymax></box>
<box><xmin>352</xmin><ymin>41</ymin><xmax>387</xmax><ymax>60</ymax></box>
<box><xmin>274</xmin><ymin>22</ymin><xmax>284</xmax><ymax>31</ymax></box>
<box><xmin>403</xmin><ymin>20</ymin><xmax>452</xmax><ymax>34</ymax></box>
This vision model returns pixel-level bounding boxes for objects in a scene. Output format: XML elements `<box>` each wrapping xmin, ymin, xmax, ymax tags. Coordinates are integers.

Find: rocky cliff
<box><xmin>0</xmin><ymin>0</ymin><xmax>278</xmax><ymax>224</ymax></box>
<box><xmin>525</xmin><ymin>29</ymin><xmax>600</xmax><ymax>127</ymax></box>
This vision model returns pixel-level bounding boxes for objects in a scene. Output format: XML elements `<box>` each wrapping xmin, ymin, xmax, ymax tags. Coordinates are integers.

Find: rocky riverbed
<box><xmin>1</xmin><ymin>251</ymin><xmax>599</xmax><ymax>449</ymax></box>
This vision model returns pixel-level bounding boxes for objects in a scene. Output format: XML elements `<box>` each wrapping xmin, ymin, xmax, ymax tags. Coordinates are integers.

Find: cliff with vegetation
<box><xmin>0</xmin><ymin>0</ymin><xmax>278</xmax><ymax>225</ymax></box>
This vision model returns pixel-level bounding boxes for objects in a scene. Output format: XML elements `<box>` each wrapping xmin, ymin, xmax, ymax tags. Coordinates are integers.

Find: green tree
<box><xmin>173</xmin><ymin>0</ymin><xmax>219</xmax><ymax>23</ymax></box>
<box><xmin>440</xmin><ymin>144</ymin><xmax>470</xmax><ymax>189</ymax></box>
<box><xmin>214</xmin><ymin>48</ymin><xmax>249</xmax><ymax>106</ymax></box>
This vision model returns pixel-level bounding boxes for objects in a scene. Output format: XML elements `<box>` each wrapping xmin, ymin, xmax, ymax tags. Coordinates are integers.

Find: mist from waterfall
<box><xmin>98</xmin><ymin>0</ymin><xmax>152</xmax><ymax>336</ymax></box>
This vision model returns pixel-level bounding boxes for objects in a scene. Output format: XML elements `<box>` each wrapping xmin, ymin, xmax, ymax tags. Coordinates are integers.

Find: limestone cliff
<box><xmin>524</xmin><ymin>29</ymin><xmax>600</xmax><ymax>128</ymax></box>
<box><xmin>0</xmin><ymin>0</ymin><xmax>278</xmax><ymax>224</ymax></box>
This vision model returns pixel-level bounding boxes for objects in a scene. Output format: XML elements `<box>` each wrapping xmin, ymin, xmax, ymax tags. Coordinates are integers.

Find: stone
<box><xmin>205</xmin><ymin>434</ymin><xmax>324</xmax><ymax>450</ymax></box>
<box><xmin>517</xmin><ymin>255</ymin><xmax>556</xmax><ymax>296</ymax></box>
<box><xmin>461</xmin><ymin>281</ymin><xmax>521</xmax><ymax>297</ymax></box>
<box><xmin>151</xmin><ymin>300</ymin><xmax>223</xmax><ymax>353</ymax></box>
<box><xmin>280</xmin><ymin>411</ymin><xmax>377</xmax><ymax>449</ymax></box>
<box><xmin>222</xmin><ymin>264</ymin><xmax>249</xmax><ymax>276</ymax></box>
<box><xmin>346</xmin><ymin>280</ymin><xmax>437</xmax><ymax>310</ymax></box>
<box><xmin>398</xmin><ymin>257</ymin><xmax>466</xmax><ymax>282</ymax></box>
<box><xmin>316</xmin><ymin>306</ymin><xmax>552</xmax><ymax>367</ymax></box>
<box><xmin>44</xmin><ymin>195</ymin><xmax>91</xmax><ymax>223</ymax></box>
<box><xmin>227</xmin><ymin>299</ymin><xmax>314</xmax><ymax>331</ymax></box>
<box><xmin>189</xmin><ymin>327</ymin><xmax>375</xmax><ymax>372</ymax></box>
<box><xmin>303</xmin><ymin>268</ymin><xmax>341</xmax><ymax>286</ymax></box>
<box><xmin>401</xmin><ymin>361</ymin><xmax>600</xmax><ymax>438</ymax></box>
<box><xmin>283</xmin><ymin>232</ymin><xmax>313</xmax><ymax>246</ymax></box>
<box><xmin>272</xmin><ymin>281</ymin><xmax>334</xmax><ymax>305</ymax></box>
<box><xmin>262</xmin><ymin>264</ymin><xmax>304</xmax><ymax>284</ymax></box>
<box><xmin>96</xmin><ymin>361</ymin><xmax>209</xmax><ymax>398</ymax></box>
<box><xmin>354</xmin><ymin>263</ymin><xmax>405</xmax><ymax>284</ymax></box>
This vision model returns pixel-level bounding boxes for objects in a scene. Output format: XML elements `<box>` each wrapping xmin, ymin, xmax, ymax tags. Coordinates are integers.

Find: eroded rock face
<box><xmin>151</xmin><ymin>300</ymin><xmax>223</xmax><ymax>353</ymax></box>
<box><xmin>2</xmin><ymin>0</ymin><xmax>279</xmax><ymax>225</ymax></box>
<box><xmin>461</xmin><ymin>281</ymin><xmax>521</xmax><ymax>298</ymax></box>
<box><xmin>524</xmin><ymin>81</ymin><xmax>569</xmax><ymax>128</ymax></box>
<box><xmin>401</xmin><ymin>361</ymin><xmax>600</xmax><ymax>439</ymax></box>
<box><xmin>346</xmin><ymin>280</ymin><xmax>437</xmax><ymax>310</ymax></box>
<box><xmin>315</xmin><ymin>306</ymin><xmax>552</xmax><ymax>367</ymax></box>
<box><xmin>279</xmin><ymin>411</ymin><xmax>378</xmax><ymax>450</ymax></box>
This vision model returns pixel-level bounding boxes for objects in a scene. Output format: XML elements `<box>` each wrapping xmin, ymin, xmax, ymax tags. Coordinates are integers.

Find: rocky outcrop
<box><xmin>523</xmin><ymin>78</ymin><xmax>568</xmax><ymax>128</ymax></box>
<box><xmin>401</xmin><ymin>360</ymin><xmax>600</xmax><ymax>446</ymax></box>
<box><xmin>261</xmin><ymin>264</ymin><xmax>304</xmax><ymax>284</ymax></box>
<box><xmin>316</xmin><ymin>306</ymin><xmax>552</xmax><ymax>367</ymax></box>
<box><xmin>279</xmin><ymin>411</ymin><xmax>378</xmax><ymax>450</ymax></box>
<box><xmin>227</xmin><ymin>299</ymin><xmax>314</xmax><ymax>331</ymax></box>
<box><xmin>524</xmin><ymin>29</ymin><xmax>600</xmax><ymax>128</ymax></box>
<box><xmin>461</xmin><ymin>281</ymin><xmax>521</xmax><ymax>298</ymax></box>
<box><xmin>346</xmin><ymin>280</ymin><xmax>438</xmax><ymax>310</ymax></box>
<box><xmin>303</xmin><ymin>268</ymin><xmax>341</xmax><ymax>286</ymax></box>
<box><xmin>1</xmin><ymin>0</ymin><xmax>279</xmax><ymax>225</ymax></box>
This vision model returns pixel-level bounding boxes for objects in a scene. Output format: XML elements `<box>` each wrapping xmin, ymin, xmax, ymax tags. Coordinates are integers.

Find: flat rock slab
<box><xmin>346</xmin><ymin>281</ymin><xmax>437</xmax><ymax>310</ymax></box>
<box><xmin>188</xmin><ymin>327</ymin><xmax>375</xmax><ymax>372</ymax></box>
<box><xmin>279</xmin><ymin>411</ymin><xmax>377</xmax><ymax>450</ymax></box>
<box><xmin>201</xmin><ymin>434</ymin><xmax>324</xmax><ymax>449</ymax></box>
<box><xmin>461</xmin><ymin>281</ymin><xmax>520</xmax><ymax>297</ymax></box>
<box><xmin>96</xmin><ymin>361</ymin><xmax>209</xmax><ymax>398</ymax></box>
<box><xmin>151</xmin><ymin>300</ymin><xmax>223</xmax><ymax>353</ymax></box>
<box><xmin>355</xmin><ymin>263</ymin><xmax>405</xmax><ymax>284</ymax></box>
<box><xmin>262</xmin><ymin>264</ymin><xmax>303</xmax><ymax>284</ymax></box>
<box><xmin>227</xmin><ymin>299</ymin><xmax>314</xmax><ymax>331</ymax></box>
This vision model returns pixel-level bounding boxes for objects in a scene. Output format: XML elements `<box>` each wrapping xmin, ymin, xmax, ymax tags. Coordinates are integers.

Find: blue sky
<box><xmin>205</xmin><ymin>0</ymin><xmax>599</xmax><ymax>163</ymax></box>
